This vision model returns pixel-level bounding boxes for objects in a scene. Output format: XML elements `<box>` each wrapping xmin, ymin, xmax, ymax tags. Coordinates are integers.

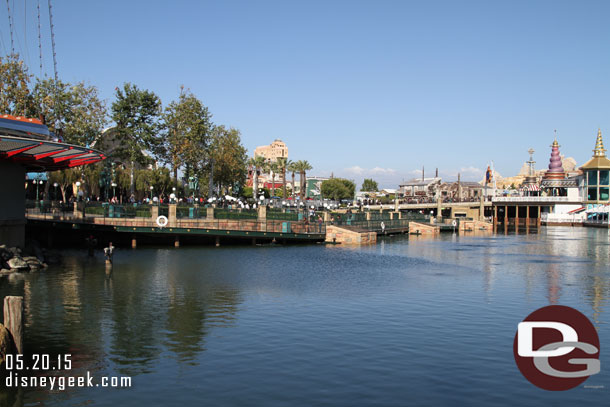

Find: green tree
<box><xmin>268</xmin><ymin>161</ymin><xmax>279</xmax><ymax>197</ymax></box>
<box><xmin>82</xmin><ymin>162</ymin><xmax>104</xmax><ymax>198</ymax></box>
<box><xmin>361</xmin><ymin>178</ymin><xmax>378</xmax><ymax>192</ymax></box>
<box><xmin>111</xmin><ymin>83</ymin><xmax>162</xmax><ymax>194</ymax></box>
<box><xmin>321</xmin><ymin>178</ymin><xmax>356</xmax><ymax>201</ymax></box>
<box><xmin>277</xmin><ymin>157</ymin><xmax>290</xmax><ymax>199</ymax></box>
<box><xmin>0</xmin><ymin>54</ymin><xmax>34</xmax><ymax>116</ymax></box>
<box><xmin>210</xmin><ymin>125</ymin><xmax>247</xmax><ymax>194</ymax></box>
<box><xmin>161</xmin><ymin>87</ymin><xmax>213</xmax><ymax>184</ymax></box>
<box><xmin>287</xmin><ymin>161</ymin><xmax>297</xmax><ymax>198</ymax></box>
<box><xmin>48</xmin><ymin>168</ymin><xmax>80</xmax><ymax>202</ymax></box>
<box><xmin>135</xmin><ymin>167</ymin><xmax>172</xmax><ymax>198</ymax></box>
<box><xmin>31</xmin><ymin>78</ymin><xmax>107</xmax><ymax>146</ymax></box>
<box><xmin>293</xmin><ymin>160</ymin><xmax>312</xmax><ymax>202</ymax></box>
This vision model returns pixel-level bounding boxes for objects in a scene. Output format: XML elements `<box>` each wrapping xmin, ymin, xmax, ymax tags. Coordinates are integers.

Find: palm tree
<box><xmin>248</xmin><ymin>156</ymin><xmax>266</xmax><ymax>200</ymax></box>
<box><xmin>287</xmin><ymin>162</ymin><xmax>297</xmax><ymax>198</ymax></box>
<box><xmin>293</xmin><ymin>160</ymin><xmax>313</xmax><ymax>204</ymax></box>
<box><xmin>269</xmin><ymin>161</ymin><xmax>279</xmax><ymax>198</ymax></box>
<box><xmin>276</xmin><ymin>157</ymin><xmax>290</xmax><ymax>199</ymax></box>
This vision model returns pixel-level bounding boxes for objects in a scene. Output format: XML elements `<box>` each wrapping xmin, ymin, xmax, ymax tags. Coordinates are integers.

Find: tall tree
<box><xmin>287</xmin><ymin>161</ymin><xmax>297</xmax><ymax>198</ymax></box>
<box><xmin>277</xmin><ymin>157</ymin><xmax>290</xmax><ymax>199</ymax></box>
<box><xmin>210</xmin><ymin>125</ymin><xmax>247</xmax><ymax>194</ymax></box>
<box><xmin>268</xmin><ymin>161</ymin><xmax>279</xmax><ymax>198</ymax></box>
<box><xmin>136</xmin><ymin>167</ymin><xmax>172</xmax><ymax>198</ymax></box>
<box><xmin>161</xmin><ymin>87</ymin><xmax>213</xmax><ymax>185</ymax></box>
<box><xmin>248</xmin><ymin>156</ymin><xmax>266</xmax><ymax>201</ymax></box>
<box><xmin>0</xmin><ymin>54</ymin><xmax>34</xmax><ymax>116</ymax></box>
<box><xmin>293</xmin><ymin>160</ymin><xmax>313</xmax><ymax>203</ymax></box>
<box><xmin>32</xmin><ymin>78</ymin><xmax>107</xmax><ymax>146</ymax></box>
<box><xmin>48</xmin><ymin>168</ymin><xmax>80</xmax><ymax>202</ymax></box>
<box><xmin>111</xmin><ymin>83</ymin><xmax>162</xmax><ymax>194</ymax></box>
<box><xmin>361</xmin><ymin>178</ymin><xmax>378</xmax><ymax>192</ymax></box>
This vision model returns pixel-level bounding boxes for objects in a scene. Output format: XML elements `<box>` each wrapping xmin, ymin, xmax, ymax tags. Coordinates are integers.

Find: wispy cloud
<box><xmin>339</xmin><ymin>166</ymin><xmax>401</xmax><ymax>189</ymax></box>
<box><xmin>439</xmin><ymin>166</ymin><xmax>485</xmax><ymax>181</ymax></box>
<box><xmin>344</xmin><ymin>166</ymin><xmax>397</xmax><ymax>176</ymax></box>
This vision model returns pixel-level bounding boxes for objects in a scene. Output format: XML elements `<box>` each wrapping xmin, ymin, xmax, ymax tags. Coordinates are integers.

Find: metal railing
<box><xmin>174</xmin><ymin>218</ymin><xmax>325</xmax><ymax>235</ymax></box>
<box><xmin>25</xmin><ymin>205</ymin><xmax>326</xmax><ymax>236</ymax></box>
<box><xmin>492</xmin><ymin>196</ymin><xmax>574</xmax><ymax>203</ymax></box>
<box><xmin>331</xmin><ymin>218</ymin><xmax>411</xmax><ymax>231</ymax></box>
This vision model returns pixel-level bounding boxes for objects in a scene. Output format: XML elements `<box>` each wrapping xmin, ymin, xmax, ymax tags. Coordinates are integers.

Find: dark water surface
<box><xmin>1</xmin><ymin>227</ymin><xmax>609</xmax><ymax>406</ymax></box>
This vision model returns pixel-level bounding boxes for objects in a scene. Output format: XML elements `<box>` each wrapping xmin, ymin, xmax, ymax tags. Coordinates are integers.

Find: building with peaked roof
<box><xmin>581</xmin><ymin>129</ymin><xmax>610</xmax><ymax>204</ymax></box>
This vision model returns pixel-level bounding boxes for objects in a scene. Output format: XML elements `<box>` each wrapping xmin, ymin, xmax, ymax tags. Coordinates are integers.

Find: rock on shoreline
<box><xmin>0</xmin><ymin>244</ymin><xmax>48</xmax><ymax>274</ymax></box>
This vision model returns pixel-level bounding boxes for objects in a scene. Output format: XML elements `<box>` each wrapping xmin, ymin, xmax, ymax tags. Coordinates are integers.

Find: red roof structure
<box><xmin>0</xmin><ymin>115</ymin><xmax>105</xmax><ymax>172</ymax></box>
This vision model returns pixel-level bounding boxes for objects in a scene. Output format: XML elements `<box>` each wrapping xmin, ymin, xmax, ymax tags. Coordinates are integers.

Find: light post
<box><xmin>111</xmin><ymin>182</ymin><xmax>117</xmax><ymax>199</ymax></box>
<box><xmin>53</xmin><ymin>182</ymin><xmax>59</xmax><ymax>201</ymax></box>
<box><xmin>35</xmin><ymin>180</ymin><xmax>43</xmax><ymax>205</ymax></box>
<box><xmin>75</xmin><ymin>181</ymin><xmax>81</xmax><ymax>201</ymax></box>
<box><xmin>149</xmin><ymin>185</ymin><xmax>154</xmax><ymax>201</ymax></box>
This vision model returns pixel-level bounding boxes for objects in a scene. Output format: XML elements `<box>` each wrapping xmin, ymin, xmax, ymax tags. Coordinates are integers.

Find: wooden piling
<box><xmin>215</xmin><ymin>236</ymin><xmax>220</xmax><ymax>247</ymax></box>
<box><xmin>3</xmin><ymin>296</ymin><xmax>24</xmax><ymax>354</ymax></box>
<box><xmin>131</xmin><ymin>236</ymin><xmax>137</xmax><ymax>249</ymax></box>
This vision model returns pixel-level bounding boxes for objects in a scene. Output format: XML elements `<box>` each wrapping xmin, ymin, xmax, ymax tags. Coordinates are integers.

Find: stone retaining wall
<box><xmin>325</xmin><ymin>226</ymin><xmax>376</xmax><ymax>244</ymax></box>
<box><xmin>408</xmin><ymin>222</ymin><xmax>439</xmax><ymax>235</ymax></box>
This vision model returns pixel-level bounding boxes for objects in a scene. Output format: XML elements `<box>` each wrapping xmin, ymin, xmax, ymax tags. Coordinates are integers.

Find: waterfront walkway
<box><xmin>26</xmin><ymin>203</ymin><xmax>326</xmax><ymax>245</ymax></box>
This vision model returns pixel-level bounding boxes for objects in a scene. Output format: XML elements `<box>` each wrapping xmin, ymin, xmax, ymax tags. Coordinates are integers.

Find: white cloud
<box><xmin>437</xmin><ymin>167</ymin><xmax>485</xmax><ymax>181</ymax></box>
<box><xmin>370</xmin><ymin>167</ymin><xmax>397</xmax><ymax>175</ymax></box>
<box><xmin>344</xmin><ymin>166</ymin><xmax>365</xmax><ymax>175</ymax></box>
<box><xmin>338</xmin><ymin>166</ymin><xmax>401</xmax><ymax>189</ymax></box>
<box><xmin>344</xmin><ymin>166</ymin><xmax>397</xmax><ymax>176</ymax></box>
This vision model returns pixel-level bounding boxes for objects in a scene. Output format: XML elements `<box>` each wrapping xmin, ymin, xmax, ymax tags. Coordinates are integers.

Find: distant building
<box><xmin>292</xmin><ymin>176</ymin><xmax>329</xmax><ymax>199</ymax></box>
<box><xmin>540</xmin><ymin>138</ymin><xmax>582</xmax><ymax>199</ymax></box>
<box><xmin>254</xmin><ymin>139</ymin><xmax>288</xmax><ymax>162</ymax></box>
<box><xmin>439</xmin><ymin>181</ymin><xmax>482</xmax><ymax>200</ymax></box>
<box><xmin>581</xmin><ymin>129</ymin><xmax>610</xmax><ymax>205</ymax></box>
<box><xmin>379</xmin><ymin>188</ymin><xmax>398</xmax><ymax>196</ymax></box>
<box><xmin>399</xmin><ymin>177</ymin><xmax>442</xmax><ymax>198</ymax></box>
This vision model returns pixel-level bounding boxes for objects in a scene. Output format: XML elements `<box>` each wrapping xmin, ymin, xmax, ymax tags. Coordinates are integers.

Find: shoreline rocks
<box><xmin>0</xmin><ymin>245</ymin><xmax>48</xmax><ymax>274</ymax></box>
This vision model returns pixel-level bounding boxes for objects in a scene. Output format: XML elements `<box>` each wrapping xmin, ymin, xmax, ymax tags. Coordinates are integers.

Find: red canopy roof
<box><xmin>0</xmin><ymin>134</ymin><xmax>105</xmax><ymax>172</ymax></box>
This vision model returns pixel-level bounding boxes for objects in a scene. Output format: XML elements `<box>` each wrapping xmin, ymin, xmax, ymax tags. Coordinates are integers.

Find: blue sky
<box><xmin>2</xmin><ymin>0</ymin><xmax>610</xmax><ymax>188</ymax></box>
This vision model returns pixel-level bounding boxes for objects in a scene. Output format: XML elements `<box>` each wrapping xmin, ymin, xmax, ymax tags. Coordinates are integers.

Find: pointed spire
<box><xmin>594</xmin><ymin>128</ymin><xmax>606</xmax><ymax>157</ymax></box>
<box><xmin>544</xmin><ymin>133</ymin><xmax>565</xmax><ymax>180</ymax></box>
<box><xmin>551</xmin><ymin>129</ymin><xmax>560</xmax><ymax>148</ymax></box>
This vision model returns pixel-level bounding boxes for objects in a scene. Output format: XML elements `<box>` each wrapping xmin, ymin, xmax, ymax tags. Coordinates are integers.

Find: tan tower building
<box><xmin>254</xmin><ymin>139</ymin><xmax>288</xmax><ymax>162</ymax></box>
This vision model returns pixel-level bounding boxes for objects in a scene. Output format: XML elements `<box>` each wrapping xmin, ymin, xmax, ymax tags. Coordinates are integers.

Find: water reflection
<box><xmin>0</xmin><ymin>228</ymin><xmax>608</xmax><ymax>406</ymax></box>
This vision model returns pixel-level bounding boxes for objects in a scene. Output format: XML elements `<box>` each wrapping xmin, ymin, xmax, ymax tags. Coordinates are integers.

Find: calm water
<box><xmin>1</xmin><ymin>227</ymin><xmax>609</xmax><ymax>406</ymax></box>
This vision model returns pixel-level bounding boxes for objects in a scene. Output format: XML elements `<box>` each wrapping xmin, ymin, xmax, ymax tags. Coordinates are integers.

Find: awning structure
<box><xmin>568</xmin><ymin>206</ymin><xmax>586</xmax><ymax>214</ymax></box>
<box><xmin>0</xmin><ymin>134</ymin><xmax>105</xmax><ymax>172</ymax></box>
<box><xmin>522</xmin><ymin>184</ymin><xmax>540</xmax><ymax>191</ymax></box>
<box><xmin>586</xmin><ymin>205</ymin><xmax>610</xmax><ymax>214</ymax></box>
